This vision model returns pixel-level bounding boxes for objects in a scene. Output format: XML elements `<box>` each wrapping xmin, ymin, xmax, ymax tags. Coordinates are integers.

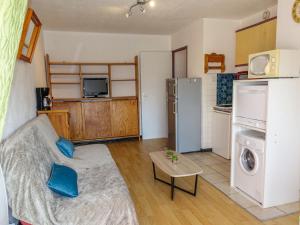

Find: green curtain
<box><xmin>0</xmin><ymin>0</ymin><xmax>28</xmax><ymax>139</ymax></box>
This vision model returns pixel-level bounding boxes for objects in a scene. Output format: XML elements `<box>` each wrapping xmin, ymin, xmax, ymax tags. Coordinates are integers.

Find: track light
<box><xmin>125</xmin><ymin>0</ymin><xmax>155</xmax><ymax>18</ymax></box>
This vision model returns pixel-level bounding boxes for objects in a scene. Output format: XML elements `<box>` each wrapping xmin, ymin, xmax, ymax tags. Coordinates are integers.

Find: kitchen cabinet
<box><xmin>52</xmin><ymin>102</ymin><xmax>83</xmax><ymax>140</ymax></box>
<box><xmin>235</xmin><ymin>18</ymin><xmax>277</xmax><ymax>66</ymax></box>
<box><xmin>82</xmin><ymin>101</ymin><xmax>112</xmax><ymax>139</ymax></box>
<box><xmin>111</xmin><ymin>100</ymin><xmax>139</xmax><ymax>137</ymax></box>
<box><xmin>37</xmin><ymin>110</ymin><xmax>70</xmax><ymax>139</ymax></box>
<box><xmin>52</xmin><ymin>99</ymin><xmax>139</xmax><ymax>141</ymax></box>
<box><xmin>212</xmin><ymin>110</ymin><xmax>231</xmax><ymax>159</ymax></box>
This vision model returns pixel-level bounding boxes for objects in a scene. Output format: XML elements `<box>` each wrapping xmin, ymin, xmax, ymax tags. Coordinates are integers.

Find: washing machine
<box><xmin>234</xmin><ymin>131</ymin><xmax>265</xmax><ymax>204</ymax></box>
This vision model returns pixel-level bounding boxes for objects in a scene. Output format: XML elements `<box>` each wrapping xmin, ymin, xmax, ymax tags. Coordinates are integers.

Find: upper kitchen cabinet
<box><xmin>235</xmin><ymin>18</ymin><xmax>277</xmax><ymax>67</ymax></box>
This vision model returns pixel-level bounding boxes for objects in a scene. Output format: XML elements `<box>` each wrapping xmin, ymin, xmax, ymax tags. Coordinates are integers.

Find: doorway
<box><xmin>172</xmin><ymin>46</ymin><xmax>188</xmax><ymax>78</ymax></box>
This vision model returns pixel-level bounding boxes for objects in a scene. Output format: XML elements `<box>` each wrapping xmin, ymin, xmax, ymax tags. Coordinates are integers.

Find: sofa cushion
<box><xmin>47</xmin><ymin>163</ymin><xmax>78</xmax><ymax>198</ymax></box>
<box><xmin>56</xmin><ymin>137</ymin><xmax>74</xmax><ymax>158</ymax></box>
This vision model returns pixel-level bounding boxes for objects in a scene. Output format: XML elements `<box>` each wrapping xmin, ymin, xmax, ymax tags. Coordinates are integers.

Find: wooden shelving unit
<box><xmin>45</xmin><ymin>54</ymin><xmax>140</xmax><ymax>142</ymax></box>
<box><xmin>45</xmin><ymin>54</ymin><xmax>139</xmax><ymax>100</ymax></box>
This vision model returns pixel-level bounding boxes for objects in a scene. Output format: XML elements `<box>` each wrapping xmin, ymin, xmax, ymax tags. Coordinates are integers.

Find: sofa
<box><xmin>0</xmin><ymin>115</ymin><xmax>138</xmax><ymax>225</ymax></box>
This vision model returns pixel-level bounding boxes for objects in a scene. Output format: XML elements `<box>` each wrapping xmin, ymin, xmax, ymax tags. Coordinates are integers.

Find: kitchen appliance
<box><xmin>212</xmin><ymin>110</ymin><xmax>231</xmax><ymax>159</ymax></box>
<box><xmin>234</xmin><ymin>131</ymin><xmax>265</xmax><ymax>204</ymax></box>
<box><xmin>232</xmin><ymin>79</ymin><xmax>300</xmax><ymax>208</ymax></box>
<box><xmin>235</xmin><ymin>84</ymin><xmax>268</xmax><ymax>130</ymax></box>
<box><xmin>83</xmin><ymin>78</ymin><xmax>109</xmax><ymax>98</ymax></box>
<box><xmin>36</xmin><ymin>87</ymin><xmax>51</xmax><ymax>111</ymax></box>
<box><xmin>167</xmin><ymin>78</ymin><xmax>202</xmax><ymax>153</ymax></box>
<box><xmin>248</xmin><ymin>49</ymin><xmax>300</xmax><ymax>79</ymax></box>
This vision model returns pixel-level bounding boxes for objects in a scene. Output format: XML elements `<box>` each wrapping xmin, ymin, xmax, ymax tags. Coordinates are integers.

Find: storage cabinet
<box><xmin>52</xmin><ymin>102</ymin><xmax>83</xmax><ymax>140</ymax></box>
<box><xmin>82</xmin><ymin>101</ymin><xmax>112</xmax><ymax>139</ymax></box>
<box><xmin>212</xmin><ymin>110</ymin><xmax>231</xmax><ymax>159</ymax></box>
<box><xmin>52</xmin><ymin>99</ymin><xmax>139</xmax><ymax>141</ymax></box>
<box><xmin>37</xmin><ymin>110</ymin><xmax>70</xmax><ymax>139</ymax></box>
<box><xmin>111</xmin><ymin>100</ymin><xmax>139</xmax><ymax>137</ymax></box>
<box><xmin>235</xmin><ymin>18</ymin><xmax>277</xmax><ymax>66</ymax></box>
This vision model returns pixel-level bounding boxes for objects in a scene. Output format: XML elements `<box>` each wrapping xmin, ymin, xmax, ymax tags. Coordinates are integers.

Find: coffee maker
<box><xmin>36</xmin><ymin>87</ymin><xmax>51</xmax><ymax>110</ymax></box>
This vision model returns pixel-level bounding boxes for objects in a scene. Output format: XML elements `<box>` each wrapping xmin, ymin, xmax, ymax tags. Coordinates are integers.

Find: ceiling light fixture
<box><xmin>126</xmin><ymin>0</ymin><xmax>155</xmax><ymax>18</ymax></box>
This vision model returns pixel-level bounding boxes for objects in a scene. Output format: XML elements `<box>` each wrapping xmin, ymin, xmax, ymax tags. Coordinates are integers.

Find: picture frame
<box><xmin>17</xmin><ymin>8</ymin><xmax>42</xmax><ymax>63</ymax></box>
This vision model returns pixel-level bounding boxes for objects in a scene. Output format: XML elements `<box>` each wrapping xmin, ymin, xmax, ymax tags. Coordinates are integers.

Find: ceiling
<box><xmin>31</xmin><ymin>0</ymin><xmax>277</xmax><ymax>35</ymax></box>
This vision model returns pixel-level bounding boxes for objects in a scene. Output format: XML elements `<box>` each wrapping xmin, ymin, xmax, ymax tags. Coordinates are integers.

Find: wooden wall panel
<box><xmin>111</xmin><ymin>100</ymin><xmax>139</xmax><ymax>137</ymax></box>
<box><xmin>52</xmin><ymin>102</ymin><xmax>83</xmax><ymax>140</ymax></box>
<box><xmin>82</xmin><ymin>101</ymin><xmax>112</xmax><ymax>139</ymax></box>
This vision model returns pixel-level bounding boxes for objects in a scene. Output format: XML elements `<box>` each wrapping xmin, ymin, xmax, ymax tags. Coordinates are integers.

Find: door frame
<box><xmin>172</xmin><ymin>46</ymin><xmax>188</xmax><ymax>78</ymax></box>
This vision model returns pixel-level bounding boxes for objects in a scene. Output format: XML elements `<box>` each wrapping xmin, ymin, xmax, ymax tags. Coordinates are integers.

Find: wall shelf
<box><xmin>51</xmin><ymin>82</ymin><xmax>81</xmax><ymax>85</ymax></box>
<box><xmin>111</xmin><ymin>79</ymin><xmax>136</xmax><ymax>82</ymax></box>
<box><xmin>50</xmin><ymin>73</ymin><xmax>80</xmax><ymax>75</ymax></box>
<box><xmin>82</xmin><ymin>73</ymin><xmax>108</xmax><ymax>75</ymax></box>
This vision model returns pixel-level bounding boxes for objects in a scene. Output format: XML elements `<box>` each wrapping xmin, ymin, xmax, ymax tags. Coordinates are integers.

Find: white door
<box><xmin>140</xmin><ymin>52</ymin><xmax>172</xmax><ymax>139</ymax></box>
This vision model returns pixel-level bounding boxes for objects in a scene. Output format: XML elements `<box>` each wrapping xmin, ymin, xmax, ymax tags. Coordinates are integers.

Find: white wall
<box><xmin>276</xmin><ymin>0</ymin><xmax>300</xmax><ymax>49</ymax></box>
<box><xmin>171</xmin><ymin>19</ymin><xmax>204</xmax><ymax>76</ymax></box>
<box><xmin>44</xmin><ymin>30</ymin><xmax>171</xmax><ymax>61</ymax></box>
<box><xmin>2</xmin><ymin>32</ymin><xmax>46</xmax><ymax>140</ymax></box>
<box><xmin>171</xmin><ymin>18</ymin><xmax>239</xmax><ymax>148</ymax></box>
<box><xmin>202</xmin><ymin>19</ymin><xmax>239</xmax><ymax>148</ymax></box>
<box><xmin>239</xmin><ymin>5</ymin><xmax>277</xmax><ymax>29</ymax></box>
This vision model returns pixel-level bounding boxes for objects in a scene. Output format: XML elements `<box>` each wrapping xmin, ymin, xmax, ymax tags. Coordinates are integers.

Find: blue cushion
<box><xmin>47</xmin><ymin>163</ymin><xmax>78</xmax><ymax>198</ymax></box>
<box><xmin>56</xmin><ymin>137</ymin><xmax>74</xmax><ymax>158</ymax></box>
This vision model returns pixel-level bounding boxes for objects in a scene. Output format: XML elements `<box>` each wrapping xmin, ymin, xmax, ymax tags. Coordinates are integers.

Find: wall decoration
<box><xmin>292</xmin><ymin>0</ymin><xmax>300</xmax><ymax>23</ymax></box>
<box><xmin>0</xmin><ymin>0</ymin><xmax>28</xmax><ymax>139</ymax></box>
<box><xmin>17</xmin><ymin>8</ymin><xmax>42</xmax><ymax>63</ymax></box>
<box><xmin>216</xmin><ymin>74</ymin><xmax>236</xmax><ymax>106</ymax></box>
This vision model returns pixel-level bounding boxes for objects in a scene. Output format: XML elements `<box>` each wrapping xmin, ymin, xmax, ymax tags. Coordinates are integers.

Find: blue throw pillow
<box><xmin>47</xmin><ymin>163</ymin><xmax>78</xmax><ymax>198</ymax></box>
<box><xmin>56</xmin><ymin>137</ymin><xmax>74</xmax><ymax>158</ymax></box>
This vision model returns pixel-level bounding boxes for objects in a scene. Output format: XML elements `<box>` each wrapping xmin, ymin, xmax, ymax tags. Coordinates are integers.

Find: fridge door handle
<box><xmin>173</xmin><ymin>101</ymin><xmax>177</xmax><ymax>114</ymax></box>
<box><xmin>173</xmin><ymin>84</ymin><xmax>176</xmax><ymax>96</ymax></box>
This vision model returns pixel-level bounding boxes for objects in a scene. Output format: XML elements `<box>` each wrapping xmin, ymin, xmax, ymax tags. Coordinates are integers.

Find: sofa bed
<box><xmin>0</xmin><ymin>115</ymin><xmax>138</xmax><ymax>225</ymax></box>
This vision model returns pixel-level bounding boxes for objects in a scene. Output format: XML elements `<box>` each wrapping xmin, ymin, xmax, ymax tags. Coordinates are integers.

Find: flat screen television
<box><xmin>83</xmin><ymin>78</ymin><xmax>109</xmax><ymax>98</ymax></box>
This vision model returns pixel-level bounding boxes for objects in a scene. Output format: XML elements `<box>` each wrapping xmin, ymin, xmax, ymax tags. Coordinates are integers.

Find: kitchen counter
<box><xmin>213</xmin><ymin>106</ymin><xmax>232</xmax><ymax>113</ymax></box>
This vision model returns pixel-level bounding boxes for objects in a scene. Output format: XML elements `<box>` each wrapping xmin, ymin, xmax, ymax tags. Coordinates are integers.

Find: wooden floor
<box><xmin>107</xmin><ymin>139</ymin><xmax>299</xmax><ymax>225</ymax></box>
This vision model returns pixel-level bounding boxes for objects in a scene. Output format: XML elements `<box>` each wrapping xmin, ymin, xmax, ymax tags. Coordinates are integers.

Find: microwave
<box><xmin>248</xmin><ymin>49</ymin><xmax>300</xmax><ymax>79</ymax></box>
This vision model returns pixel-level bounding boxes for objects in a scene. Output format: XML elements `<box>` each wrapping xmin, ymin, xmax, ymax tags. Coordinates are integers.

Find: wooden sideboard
<box><xmin>45</xmin><ymin>56</ymin><xmax>140</xmax><ymax>142</ymax></box>
<box><xmin>37</xmin><ymin>110</ymin><xmax>70</xmax><ymax>139</ymax></box>
<box><xmin>52</xmin><ymin>98</ymin><xmax>139</xmax><ymax>141</ymax></box>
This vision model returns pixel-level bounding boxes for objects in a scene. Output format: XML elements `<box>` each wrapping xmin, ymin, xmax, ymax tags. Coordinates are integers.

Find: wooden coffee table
<box><xmin>149</xmin><ymin>151</ymin><xmax>203</xmax><ymax>200</ymax></box>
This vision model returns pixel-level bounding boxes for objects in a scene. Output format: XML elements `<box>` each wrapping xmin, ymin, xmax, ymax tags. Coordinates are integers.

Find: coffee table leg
<box><xmin>194</xmin><ymin>175</ymin><xmax>198</xmax><ymax>196</ymax></box>
<box><xmin>171</xmin><ymin>177</ymin><xmax>175</xmax><ymax>200</ymax></box>
<box><xmin>152</xmin><ymin>162</ymin><xmax>156</xmax><ymax>180</ymax></box>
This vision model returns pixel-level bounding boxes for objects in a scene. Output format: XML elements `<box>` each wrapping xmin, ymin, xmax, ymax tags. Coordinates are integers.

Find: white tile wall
<box><xmin>201</xmin><ymin>74</ymin><xmax>217</xmax><ymax>149</ymax></box>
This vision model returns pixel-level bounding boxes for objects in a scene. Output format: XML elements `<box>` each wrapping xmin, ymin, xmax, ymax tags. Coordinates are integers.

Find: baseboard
<box><xmin>200</xmin><ymin>148</ymin><xmax>213</xmax><ymax>152</ymax></box>
<box><xmin>74</xmin><ymin>136</ymin><xmax>141</xmax><ymax>146</ymax></box>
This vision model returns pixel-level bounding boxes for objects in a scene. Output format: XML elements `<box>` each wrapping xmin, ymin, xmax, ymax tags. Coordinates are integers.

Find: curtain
<box><xmin>0</xmin><ymin>0</ymin><xmax>28</xmax><ymax>139</ymax></box>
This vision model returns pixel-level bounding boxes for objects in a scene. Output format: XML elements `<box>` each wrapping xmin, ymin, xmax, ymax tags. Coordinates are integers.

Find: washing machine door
<box><xmin>239</xmin><ymin>147</ymin><xmax>259</xmax><ymax>176</ymax></box>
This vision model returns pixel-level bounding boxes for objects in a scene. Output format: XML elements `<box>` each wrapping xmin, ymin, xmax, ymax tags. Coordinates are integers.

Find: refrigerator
<box><xmin>167</xmin><ymin>78</ymin><xmax>202</xmax><ymax>153</ymax></box>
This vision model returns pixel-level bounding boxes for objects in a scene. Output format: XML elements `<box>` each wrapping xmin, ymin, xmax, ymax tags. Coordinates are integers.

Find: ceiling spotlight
<box><xmin>125</xmin><ymin>0</ymin><xmax>155</xmax><ymax>18</ymax></box>
<box><xmin>149</xmin><ymin>0</ymin><xmax>155</xmax><ymax>8</ymax></box>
